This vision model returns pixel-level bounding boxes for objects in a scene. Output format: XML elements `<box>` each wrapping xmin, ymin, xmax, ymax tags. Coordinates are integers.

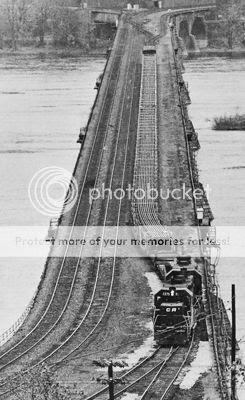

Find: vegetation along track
<box><xmin>170</xmin><ymin>20</ymin><xmax>229</xmax><ymax>400</ymax></box>
<box><xmin>84</xmin><ymin>334</ymin><xmax>194</xmax><ymax>400</ymax></box>
<box><xmin>0</xmin><ymin>9</ymin><xmax>226</xmax><ymax>400</ymax></box>
<box><xmin>44</xmin><ymin>32</ymin><xmax>143</xmax><ymax>367</ymax></box>
<box><xmin>0</xmin><ymin>23</ymin><xmax>132</xmax><ymax>384</ymax></box>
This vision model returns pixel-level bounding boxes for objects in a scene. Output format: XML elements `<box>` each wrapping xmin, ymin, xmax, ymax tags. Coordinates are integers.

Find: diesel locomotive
<box><xmin>153</xmin><ymin>255</ymin><xmax>202</xmax><ymax>345</ymax></box>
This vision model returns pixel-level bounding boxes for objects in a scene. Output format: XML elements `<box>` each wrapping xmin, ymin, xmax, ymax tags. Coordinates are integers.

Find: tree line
<box><xmin>212</xmin><ymin>0</ymin><xmax>245</xmax><ymax>49</ymax></box>
<box><xmin>0</xmin><ymin>0</ymin><xmax>96</xmax><ymax>50</ymax></box>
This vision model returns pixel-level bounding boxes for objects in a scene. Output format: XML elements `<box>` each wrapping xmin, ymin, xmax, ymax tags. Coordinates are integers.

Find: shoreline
<box><xmin>1</xmin><ymin>46</ymin><xmax>245</xmax><ymax>60</ymax></box>
<box><xmin>0</xmin><ymin>46</ymin><xmax>107</xmax><ymax>58</ymax></box>
<box><xmin>187</xmin><ymin>48</ymin><xmax>245</xmax><ymax>59</ymax></box>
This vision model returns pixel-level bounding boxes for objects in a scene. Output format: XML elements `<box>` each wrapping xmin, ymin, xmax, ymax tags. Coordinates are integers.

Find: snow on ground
<box><xmin>112</xmin><ymin>335</ymin><xmax>156</xmax><ymax>371</ymax></box>
<box><xmin>179</xmin><ymin>341</ymin><xmax>213</xmax><ymax>390</ymax></box>
<box><xmin>108</xmin><ymin>274</ymin><xmax>160</xmax><ymax>371</ymax></box>
<box><xmin>120</xmin><ymin>393</ymin><xmax>140</xmax><ymax>400</ymax></box>
<box><xmin>96</xmin><ymin>273</ymin><xmax>160</xmax><ymax>373</ymax></box>
<box><xmin>144</xmin><ymin>272</ymin><xmax>163</xmax><ymax>295</ymax></box>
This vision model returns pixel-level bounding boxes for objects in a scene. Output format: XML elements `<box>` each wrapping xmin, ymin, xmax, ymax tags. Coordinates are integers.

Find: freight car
<box><xmin>143</xmin><ymin>45</ymin><xmax>156</xmax><ymax>55</ymax></box>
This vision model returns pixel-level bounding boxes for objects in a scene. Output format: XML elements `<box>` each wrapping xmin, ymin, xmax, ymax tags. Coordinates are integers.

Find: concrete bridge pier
<box><xmin>176</xmin><ymin>13</ymin><xmax>208</xmax><ymax>53</ymax></box>
<box><xmin>191</xmin><ymin>15</ymin><xmax>208</xmax><ymax>48</ymax></box>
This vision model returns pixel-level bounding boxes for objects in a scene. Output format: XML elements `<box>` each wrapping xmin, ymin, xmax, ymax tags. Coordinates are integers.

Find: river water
<box><xmin>0</xmin><ymin>55</ymin><xmax>245</xmax><ymax>377</ymax></box>
<box><xmin>184</xmin><ymin>57</ymin><xmax>245</xmax><ymax>379</ymax></box>
<box><xmin>0</xmin><ymin>55</ymin><xmax>104</xmax><ymax>333</ymax></box>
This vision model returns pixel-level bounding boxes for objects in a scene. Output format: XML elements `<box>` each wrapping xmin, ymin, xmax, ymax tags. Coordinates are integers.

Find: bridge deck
<box><xmin>0</xmin><ymin>6</ymin><xmax>224</xmax><ymax>400</ymax></box>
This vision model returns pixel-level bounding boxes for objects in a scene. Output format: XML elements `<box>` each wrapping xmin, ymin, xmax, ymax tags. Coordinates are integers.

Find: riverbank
<box><xmin>0</xmin><ymin>56</ymin><xmax>105</xmax><ymax>334</ymax></box>
<box><xmin>2</xmin><ymin>45</ymin><xmax>245</xmax><ymax>60</ymax></box>
<box><xmin>0</xmin><ymin>46</ymin><xmax>107</xmax><ymax>59</ymax></box>
<box><xmin>187</xmin><ymin>47</ymin><xmax>245</xmax><ymax>59</ymax></box>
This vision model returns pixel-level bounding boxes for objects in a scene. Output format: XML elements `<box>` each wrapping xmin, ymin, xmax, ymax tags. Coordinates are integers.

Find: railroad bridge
<box><xmin>89</xmin><ymin>8</ymin><xmax>120</xmax><ymax>25</ymax></box>
<box><xmin>0</xmin><ymin>2</ymin><xmax>234</xmax><ymax>400</ymax></box>
<box><xmin>89</xmin><ymin>7</ymin><xmax>209</xmax><ymax>51</ymax></box>
<box><xmin>87</xmin><ymin>1</ymin><xmax>215</xmax><ymax>51</ymax></box>
<box><xmin>176</xmin><ymin>11</ymin><xmax>209</xmax><ymax>50</ymax></box>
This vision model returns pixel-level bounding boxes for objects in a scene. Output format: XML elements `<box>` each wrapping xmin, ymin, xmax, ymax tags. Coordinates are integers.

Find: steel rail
<box><xmin>114</xmin><ymin>347</ymin><xmax>176</xmax><ymax>400</ymax></box>
<box><xmin>169</xmin><ymin>24</ymin><xmax>229</xmax><ymax>400</ymax></box>
<box><xmin>0</xmin><ymin>25</ymin><xmax>130</xmax><ymax>376</ymax></box>
<box><xmin>160</xmin><ymin>336</ymin><xmax>194</xmax><ymax>399</ymax></box>
<box><xmin>84</xmin><ymin>347</ymin><xmax>161</xmax><ymax>400</ymax></box>
<box><xmin>36</xmin><ymin>34</ymin><xmax>139</xmax><ymax>367</ymax></box>
<box><xmin>0</xmin><ymin>25</ymin><xmax>139</xmax><ymax>398</ymax></box>
<box><xmin>139</xmin><ymin>347</ymin><xmax>178</xmax><ymax>400</ymax></box>
<box><xmin>84</xmin><ymin>319</ymin><xmax>205</xmax><ymax>400</ymax></box>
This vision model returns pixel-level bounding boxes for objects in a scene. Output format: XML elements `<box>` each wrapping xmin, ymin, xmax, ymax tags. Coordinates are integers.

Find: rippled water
<box><xmin>0</xmin><ymin>55</ymin><xmax>104</xmax><ymax>334</ymax></box>
<box><xmin>185</xmin><ymin>57</ymin><xmax>245</xmax><ymax>367</ymax></box>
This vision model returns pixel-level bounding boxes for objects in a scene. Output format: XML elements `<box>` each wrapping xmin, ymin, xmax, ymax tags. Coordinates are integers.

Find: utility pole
<box><xmin>108</xmin><ymin>362</ymin><xmax>114</xmax><ymax>400</ymax></box>
<box><xmin>231</xmin><ymin>284</ymin><xmax>236</xmax><ymax>400</ymax></box>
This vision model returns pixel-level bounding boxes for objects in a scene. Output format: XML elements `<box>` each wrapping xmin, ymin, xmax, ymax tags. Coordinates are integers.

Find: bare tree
<box><xmin>3</xmin><ymin>0</ymin><xmax>19</xmax><ymax>49</ymax></box>
<box><xmin>30</xmin><ymin>0</ymin><xmax>51</xmax><ymax>46</ymax></box>
<box><xmin>50</xmin><ymin>0</ymin><xmax>82</xmax><ymax>47</ymax></box>
<box><xmin>2</xmin><ymin>0</ymin><xmax>31</xmax><ymax>49</ymax></box>
<box><xmin>221</xmin><ymin>0</ymin><xmax>244</xmax><ymax>49</ymax></box>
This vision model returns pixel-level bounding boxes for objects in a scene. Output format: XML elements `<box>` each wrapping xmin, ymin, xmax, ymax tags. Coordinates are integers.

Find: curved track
<box><xmin>83</xmin><ymin>336</ymin><xmax>194</xmax><ymax>400</ymax></box>
<box><xmin>170</xmin><ymin>22</ymin><xmax>229</xmax><ymax>400</ymax></box>
<box><xmin>44</xmin><ymin>31</ymin><xmax>142</xmax><ymax>367</ymax></box>
<box><xmin>0</xmin><ymin>6</ymin><xmax>227</xmax><ymax>400</ymax></box>
<box><xmin>0</xmin><ymin>22</ymin><xmax>146</xmax><ymax>399</ymax></box>
<box><xmin>0</xmin><ymin>21</ymin><xmax>131</xmax><ymax>382</ymax></box>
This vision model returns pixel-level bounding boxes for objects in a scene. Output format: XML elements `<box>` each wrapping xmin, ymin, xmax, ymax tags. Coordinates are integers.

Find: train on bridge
<box><xmin>134</xmin><ymin>44</ymin><xmax>204</xmax><ymax>347</ymax></box>
<box><xmin>153</xmin><ymin>253</ymin><xmax>202</xmax><ymax>345</ymax></box>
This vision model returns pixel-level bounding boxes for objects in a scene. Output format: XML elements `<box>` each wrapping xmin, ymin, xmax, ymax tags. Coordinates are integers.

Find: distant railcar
<box><xmin>94</xmin><ymin>73</ymin><xmax>103</xmax><ymax>90</ymax></box>
<box><xmin>142</xmin><ymin>45</ymin><xmax>156</xmax><ymax>55</ymax></box>
<box><xmin>77</xmin><ymin>127</ymin><xmax>86</xmax><ymax>145</ymax></box>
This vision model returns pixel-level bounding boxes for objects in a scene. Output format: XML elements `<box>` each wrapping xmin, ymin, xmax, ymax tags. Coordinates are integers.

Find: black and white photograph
<box><xmin>0</xmin><ymin>1</ymin><xmax>244</xmax><ymax>399</ymax></box>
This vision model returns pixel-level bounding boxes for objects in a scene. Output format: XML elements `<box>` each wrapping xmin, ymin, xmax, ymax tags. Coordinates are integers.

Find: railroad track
<box><xmin>0</xmin><ymin>21</ymin><xmax>131</xmax><ymax>383</ymax></box>
<box><xmin>0</xmin><ymin>22</ymin><xmax>145</xmax><ymax>398</ymax></box>
<box><xmin>132</xmin><ymin>49</ymin><xmax>169</xmax><ymax>244</ymax></box>
<box><xmin>83</xmin><ymin>334</ymin><xmax>194</xmax><ymax>400</ymax></box>
<box><xmin>139</xmin><ymin>340</ymin><xmax>194</xmax><ymax>400</ymax></box>
<box><xmin>170</xmin><ymin>23</ymin><xmax>229</xmax><ymax>400</ymax></box>
<box><xmin>47</xmin><ymin>32</ymin><xmax>143</xmax><ymax>367</ymax></box>
<box><xmin>0</xmin><ymin>8</ymin><xmax>224</xmax><ymax>400</ymax></box>
<box><xmin>129</xmin><ymin>9</ymin><xmax>227</xmax><ymax>400</ymax></box>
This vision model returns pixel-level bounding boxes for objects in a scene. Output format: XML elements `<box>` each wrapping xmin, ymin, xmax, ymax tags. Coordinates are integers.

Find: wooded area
<box><xmin>0</xmin><ymin>0</ymin><xmax>96</xmax><ymax>50</ymax></box>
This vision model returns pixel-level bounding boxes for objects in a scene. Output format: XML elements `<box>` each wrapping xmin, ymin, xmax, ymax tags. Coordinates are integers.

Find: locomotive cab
<box><xmin>153</xmin><ymin>286</ymin><xmax>194</xmax><ymax>346</ymax></box>
<box><xmin>177</xmin><ymin>255</ymin><xmax>191</xmax><ymax>266</ymax></box>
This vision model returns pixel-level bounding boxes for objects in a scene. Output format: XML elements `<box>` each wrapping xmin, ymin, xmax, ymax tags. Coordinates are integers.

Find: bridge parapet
<box><xmin>82</xmin><ymin>0</ymin><xmax>216</xmax><ymax>9</ymax></box>
<box><xmin>154</xmin><ymin>0</ymin><xmax>216</xmax><ymax>9</ymax></box>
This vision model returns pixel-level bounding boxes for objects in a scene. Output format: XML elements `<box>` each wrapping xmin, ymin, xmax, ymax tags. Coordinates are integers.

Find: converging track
<box><xmin>84</xmin><ymin>336</ymin><xmax>194</xmax><ymax>400</ymax></box>
<box><xmin>0</xmin><ymin>20</ymin><xmax>140</xmax><ymax>386</ymax></box>
<box><xmin>0</xmin><ymin>5</ymin><xmax>226</xmax><ymax>400</ymax></box>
